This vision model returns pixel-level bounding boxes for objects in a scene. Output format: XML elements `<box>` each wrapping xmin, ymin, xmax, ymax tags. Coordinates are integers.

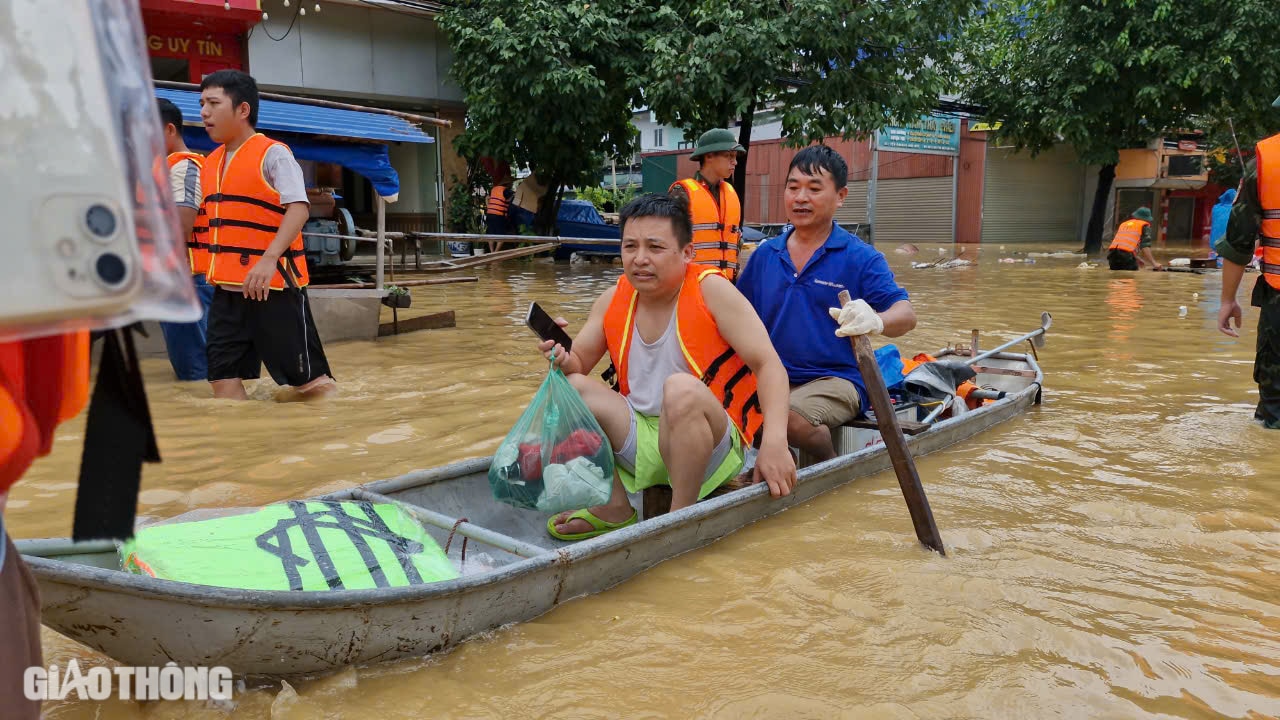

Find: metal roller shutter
<box><xmin>982</xmin><ymin>145</ymin><xmax>1085</xmax><ymax>244</ymax></box>
<box><xmin>875</xmin><ymin>177</ymin><xmax>953</xmax><ymax>243</ymax></box>
<box><xmin>835</xmin><ymin>180</ymin><xmax>868</xmax><ymax>226</ymax></box>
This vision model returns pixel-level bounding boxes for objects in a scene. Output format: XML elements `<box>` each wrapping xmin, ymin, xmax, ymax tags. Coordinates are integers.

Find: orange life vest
<box><xmin>671</xmin><ymin>177</ymin><xmax>742</xmax><ymax>281</ymax></box>
<box><xmin>0</xmin><ymin>332</ymin><xmax>90</xmax><ymax>494</ymax></box>
<box><xmin>1108</xmin><ymin>218</ymin><xmax>1149</xmax><ymax>254</ymax></box>
<box><xmin>203</xmin><ymin>134</ymin><xmax>309</xmax><ymax>290</ymax></box>
<box><xmin>1255</xmin><ymin>133</ymin><xmax>1280</xmax><ymax>289</ymax></box>
<box><xmin>486</xmin><ymin>185</ymin><xmax>511</xmax><ymax>217</ymax></box>
<box><xmin>167</xmin><ymin>151</ymin><xmax>208</xmax><ymax>275</ymax></box>
<box><xmin>602</xmin><ymin>264</ymin><xmax>762</xmax><ymax>446</ymax></box>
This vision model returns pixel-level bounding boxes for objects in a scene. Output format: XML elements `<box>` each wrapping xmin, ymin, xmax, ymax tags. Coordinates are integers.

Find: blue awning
<box><xmin>157</xmin><ymin>88</ymin><xmax>433</xmax><ymax>200</ymax></box>
<box><xmin>156</xmin><ymin>88</ymin><xmax>434</xmax><ymax>145</ymax></box>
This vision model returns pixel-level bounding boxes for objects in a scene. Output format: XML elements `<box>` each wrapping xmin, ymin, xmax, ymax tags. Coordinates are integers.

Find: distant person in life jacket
<box><xmin>1217</xmin><ymin>94</ymin><xmax>1280</xmax><ymax>429</ymax></box>
<box><xmin>1107</xmin><ymin>207</ymin><xmax>1163</xmax><ymax>271</ymax></box>
<box><xmin>155</xmin><ymin>98</ymin><xmax>216</xmax><ymax>382</ymax></box>
<box><xmin>534</xmin><ymin>194</ymin><xmax>796</xmax><ymax>541</ymax></box>
<box><xmin>198</xmin><ymin>70</ymin><xmax>335</xmax><ymax>400</ymax></box>
<box><xmin>669</xmin><ymin>128</ymin><xmax>745</xmax><ymax>281</ymax></box>
<box><xmin>485</xmin><ymin>177</ymin><xmax>514</xmax><ymax>253</ymax></box>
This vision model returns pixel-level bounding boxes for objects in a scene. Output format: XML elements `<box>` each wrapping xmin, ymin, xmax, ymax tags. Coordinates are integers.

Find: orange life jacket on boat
<box><xmin>203</xmin><ymin>134</ymin><xmax>309</xmax><ymax>290</ymax></box>
<box><xmin>602</xmin><ymin>264</ymin><xmax>763</xmax><ymax>446</ymax></box>
<box><xmin>167</xmin><ymin>151</ymin><xmax>208</xmax><ymax>275</ymax></box>
<box><xmin>486</xmin><ymin>185</ymin><xmax>511</xmax><ymax>217</ymax></box>
<box><xmin>0</xmin><ymin>333</ymin><xmax>90</xmax><ymax>494</ymax></box>
<box><xmin>1108</xmin><ymin>219</ymin><xmax>1149</xmax><ymax>254</ymax></box>
<box><xmin>1255</xmin><ymin>133</ymin><xmax>1280</xmax><ymax>289</ymax></box>
<box><xmin>671</xmin><ymin>177</ymin><xmax>742</xmax><ymax>281</ymax></box>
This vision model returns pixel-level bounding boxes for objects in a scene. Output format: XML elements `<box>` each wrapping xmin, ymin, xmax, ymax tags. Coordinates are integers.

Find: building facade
<box><xmin>139</xmin><ymin>0</ymin><xmax>464</xmax><ymax>234</ymax></box>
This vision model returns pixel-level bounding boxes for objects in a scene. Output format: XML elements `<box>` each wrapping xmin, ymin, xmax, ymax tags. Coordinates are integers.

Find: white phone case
<box><xmin>0</xmin><ymin>0</ymin><xmax>142</xmax><ymax>327</ymax></box>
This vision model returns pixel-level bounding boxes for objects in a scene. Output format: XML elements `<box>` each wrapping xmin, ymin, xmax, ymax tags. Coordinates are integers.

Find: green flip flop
<box><xmin>546</xmin><ymin>508</ymin><xmax>638</xmax><ymax>541</ymax></box>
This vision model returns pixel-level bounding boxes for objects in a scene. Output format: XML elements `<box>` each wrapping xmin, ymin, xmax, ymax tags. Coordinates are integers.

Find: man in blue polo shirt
<box><xmin>737</xmin><ymin>145</ymin><xmax>916</xmax><ymax>461</ymax></box>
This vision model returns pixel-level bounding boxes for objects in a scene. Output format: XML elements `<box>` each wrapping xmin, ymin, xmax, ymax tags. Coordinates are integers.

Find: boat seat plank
<box><xmin>351</xmin><ymin>489</ymin><xmax>547</xmax><ymax>558</ymax></box>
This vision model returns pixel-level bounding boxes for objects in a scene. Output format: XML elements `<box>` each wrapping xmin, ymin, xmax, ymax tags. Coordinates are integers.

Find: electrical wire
<box><xmin>254</xmin><ymin>1</ymin><xmax>302</xmax><ymax>43</ymax></box>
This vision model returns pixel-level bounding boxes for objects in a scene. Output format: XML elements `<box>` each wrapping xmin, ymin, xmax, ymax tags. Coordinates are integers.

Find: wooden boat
<box><xmin>19</xmin><ymin>341</ymin><xmax>1044</xmax><ymax>677</ymax></box>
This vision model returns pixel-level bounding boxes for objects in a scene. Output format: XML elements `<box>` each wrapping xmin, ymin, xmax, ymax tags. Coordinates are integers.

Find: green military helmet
<box><xmin>689</xmin><ymin>128</ymin><xmax>745</xmax><ymax>159</ymax></box>
<box><xmin>1132</xmin><ymin>207</ymin><xmax>1153</xmax><ymax>222</ymax></box>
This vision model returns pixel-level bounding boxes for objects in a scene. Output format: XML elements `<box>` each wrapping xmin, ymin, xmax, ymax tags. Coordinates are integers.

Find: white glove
<box><xmin>828</xmin><ymin>298</ymin><xmax>884</xmax><ymax>337</ymax></box>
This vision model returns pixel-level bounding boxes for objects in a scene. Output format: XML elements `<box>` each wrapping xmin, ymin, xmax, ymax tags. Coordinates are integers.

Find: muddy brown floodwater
<box><xmin>9</xmin><ymin>244</ymin><xmax>1280</xmax><ymax>719</ymax></box>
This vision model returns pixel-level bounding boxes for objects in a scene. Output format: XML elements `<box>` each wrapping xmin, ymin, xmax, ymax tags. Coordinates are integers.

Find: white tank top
<box><xmin>625</xmin><ymin>309</ymin><xmax>691</xmax><ymax>416</ymax></box>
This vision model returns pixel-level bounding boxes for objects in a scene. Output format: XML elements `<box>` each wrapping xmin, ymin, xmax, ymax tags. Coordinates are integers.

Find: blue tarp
<box><xmin>158</xmin><ymin>87</ymin><xmax>433</xmax><ymax>199</ymax></box>
<box><xmin>182</xmin><ymin>130</ymin><xmax>401</xmax><ymax>200</ymax></box>
<box><xmin>155</xmin><ymin>88</ymin><xmax>433</xmax><ymax>145</ymax></box>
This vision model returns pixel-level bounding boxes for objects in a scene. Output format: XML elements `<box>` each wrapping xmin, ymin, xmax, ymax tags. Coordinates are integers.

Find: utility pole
<box><xmin>867</xmin><ymin>135</ymin><xmax>879</xmax><ymax>244</ymax></box>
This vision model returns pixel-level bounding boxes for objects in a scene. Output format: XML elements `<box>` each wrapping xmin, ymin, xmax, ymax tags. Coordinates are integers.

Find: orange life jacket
<box><xmin>1256</xmin><ymin>133</ymin><xmax>1280</xmax><ymax>289</ymax></box>
<box><xmin>203</xmin><ymin>134</ymin><xmax>309</xmax><ymax>290</ymax></box>
<box><xmin>602</xmin><ymin>264</ymin><xmax>762</xmax><ymax>446</ymax></box>
<box><xmin>1108</xmin><ymin>219</ymin><xmax>1149</xmax><ymax>254</ymax></box>
<box><xmin>0</xmin><ymin>333</ymin><xmax>90</xmax><ymax>494</ymax></box>
<box><xmin>167</xmin><ymin>151</ymin><xmax>208</xmax><ymax>275</ymax></box>
<box><xmin>671</xmin><ymin>177</ymin><xmax>742</xmax><ymax>281</ymax></box>
<box><xmin>486</xmin><ymin>185</ymin><xmax>511</xmax><ymax>217</ymax></box>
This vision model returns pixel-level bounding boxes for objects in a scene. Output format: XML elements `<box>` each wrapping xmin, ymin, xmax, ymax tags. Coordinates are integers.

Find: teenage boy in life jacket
<box><xmin>155</xmin><ymin>98</ymin><xmax>216</xmax><ymax>381</ymax></box>
<box><xmin>536</xmin><ymin>194</ymin><xmax>797</xmax><ymax>540</ymax></box>
<box><xmin>198</xmin><ymin>70</ymin><xmax>336</xmax><ymax>400</ymax></box>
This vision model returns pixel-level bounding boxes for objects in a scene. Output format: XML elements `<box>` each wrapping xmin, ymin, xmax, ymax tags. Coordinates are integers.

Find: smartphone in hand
<box><xmin>526</xmin><ymin>302</ymin><xmax>573</xmax><ymax>353</ymax></box>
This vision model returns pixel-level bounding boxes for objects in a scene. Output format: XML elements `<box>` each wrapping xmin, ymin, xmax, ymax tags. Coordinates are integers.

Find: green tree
<box><xmin>644</xmin><ymin>0</ymin><xmax>978</xmax><ymax>212</ymax></box>
<box><xmin>440</xmin><ymin>1</ymin><xmax>649</xmax><ymax>234</ymax></box>
<box><xmin>962</xmin><ymin>0</ymin><xmax>1280</xmax><ymax>253</ymax></box>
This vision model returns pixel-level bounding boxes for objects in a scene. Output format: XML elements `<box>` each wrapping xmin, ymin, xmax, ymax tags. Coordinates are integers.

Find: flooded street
<box><xmin>10</xmin><ymin>244</ymin><xmax>1280</xmax><ymax>719</ymax></box>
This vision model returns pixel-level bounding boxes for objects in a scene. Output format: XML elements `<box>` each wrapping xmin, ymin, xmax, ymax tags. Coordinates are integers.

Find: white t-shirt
<box><xmin>168</xmin><ymin>158</ymin><xmax>202</xmax><ymax>210</ymax></box>
<box><xmin>221</xmin><ymin>142</ymin><xmax>309</xmax><ymax>206</ymax></box>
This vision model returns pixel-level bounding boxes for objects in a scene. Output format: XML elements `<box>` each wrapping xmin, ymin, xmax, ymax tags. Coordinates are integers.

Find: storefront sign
<box><xmin>148</xmin><ymin>34</ymin><xmax>227</xmax><ymax>58</ymax></box>
<box><xmin>877</xmin><ymin>116</ymin><xmax>961</xmax><ymax>156</ymax></box>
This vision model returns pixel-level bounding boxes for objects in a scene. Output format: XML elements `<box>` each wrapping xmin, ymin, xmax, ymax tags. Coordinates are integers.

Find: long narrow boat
<box><xmin>19</xmin><ymin>344</ymin><xmax>1044</xmax><ymax>676</ymax></box>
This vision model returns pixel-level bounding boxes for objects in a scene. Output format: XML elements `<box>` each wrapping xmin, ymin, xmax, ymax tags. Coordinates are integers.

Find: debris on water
<box><xmin>1077</xmin><ymin>261</ymin><xmax>1097</xmax><ymax>269</ymax></box>
<box><xmin>1193</xmin><ymin>292</ymin><xmax>1200</xmax><ymax>299</ymax></box>
<box><xmin>895</xmin><ymin>243</ymin><xmax>920</xmax><ymax>255</ymax></box>
<box><xmin>1179</xmin><ymin>306</ymin><xmax>1188</xmax><ymax>318</ymax></box>
<box><xmin>1000</xmin><ymin>258</ymin><xmax>1017</xmax><ymax>264</ymax></box>
<box><xmin>1170</xmin><ymin>258</ymin><xmax>1191</xmax><ymax>267</ymax></box>
<box><xmin>913</xmin><ymin>259</ymin><xmax>974</xmax><ymax>269</ymax></box>
<box><xmin>1028</xmin><ymin>251</ymin><xmax>1086</xmax><ymax>258</ymax></box>
<box><xmin>999</xmin><ymin>245</ymin><xmax>1006</xmax><ymax>250</ymax></box>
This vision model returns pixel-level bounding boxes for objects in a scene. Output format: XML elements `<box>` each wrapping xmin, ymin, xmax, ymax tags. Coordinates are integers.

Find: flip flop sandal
<box><xmin>546</xmin><ymin>508</ymin><xmax>638</xmax><ymax>541</ymax></box>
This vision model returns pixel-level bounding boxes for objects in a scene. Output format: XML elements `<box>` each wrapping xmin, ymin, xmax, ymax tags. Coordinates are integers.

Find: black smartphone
<box><xmin>526</xmin><ymin>302</ymin><xmax>573</xmax><ymax>352</ymax></box>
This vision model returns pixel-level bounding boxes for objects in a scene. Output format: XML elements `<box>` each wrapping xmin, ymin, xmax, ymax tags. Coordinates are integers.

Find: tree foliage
<box><xmin>962</xmin><ymin>0</ymin><xmax>1280</xmax><ymax>250</ymax></box>
<box><xmin>644</xmin><ymin>0</ymin><xmax>977</xmax><ymax>206</ymax></box>
<box><xmin>440</xmin><ymin>1</ymin><xmax>650</xmax><ymax>232</ymax></box>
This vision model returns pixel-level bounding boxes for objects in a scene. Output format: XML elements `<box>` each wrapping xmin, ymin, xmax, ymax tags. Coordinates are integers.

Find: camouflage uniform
<box><xmin>1213</xmin><ymin>152</ymin><xmax>1280</xmax><ymax>428</ymax></box>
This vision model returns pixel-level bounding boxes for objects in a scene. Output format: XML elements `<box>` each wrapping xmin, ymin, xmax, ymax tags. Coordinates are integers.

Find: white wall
<box><xmin>248</xmin><ymin>3</ymin><xmax>461</xmax><ymax>105</ymax></box>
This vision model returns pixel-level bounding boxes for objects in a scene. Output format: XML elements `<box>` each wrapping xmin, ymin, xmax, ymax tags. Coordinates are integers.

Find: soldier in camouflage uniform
<box><xmin>1215</xmin><ymin>95</ymin><xmax>1280</xmax><ymax>428</ymax></box>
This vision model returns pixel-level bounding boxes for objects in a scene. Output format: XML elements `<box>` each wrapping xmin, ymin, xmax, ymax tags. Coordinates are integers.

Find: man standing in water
<box><xmin>736</xmin><ymin>145</ymin><xmax>916</xmax><ymax>461</ymax></box>
<box><xmin>1107</xmin><ymin>207</ymin><xmax>1163</xmax><ymax>271</ymax></box>
<box><xmin>198</xmin><ymin>70</ymin><xmax>336</xmax><ymax>399</ymax></box>
<box><xmin>1217</xmin><ymin>95</ymin><xmax>1280</xmax><ymax>428</ymax></box>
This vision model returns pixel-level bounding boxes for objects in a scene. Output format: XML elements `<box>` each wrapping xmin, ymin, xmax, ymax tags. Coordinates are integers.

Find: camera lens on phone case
<box><xmin>94</xmin><ymin>252</ymin><xmax>128</xmax><ymax>288</ymax></box>
<box><xmin>85</xmin><ymin>204</ymin><xmax>117</xmax><ymax>239</ymax></box>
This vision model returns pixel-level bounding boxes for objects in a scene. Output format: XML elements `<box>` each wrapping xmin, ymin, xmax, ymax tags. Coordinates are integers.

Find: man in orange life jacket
<box><xmin>1107</xmin><ymin>207</ymin><xmax>1163</xmax><ymax>271</ymax></box>
<box><xmin>669</xmin><ymin>128</ymin><xmax>745</xmax><ymax>281</ymax></box>
<box><xmin>1217</xmin><ymin>94</ymin><xmax>1280</xmax><ymax>428</ymax></box>
<box><xmin>198</xmin><ymin>70</ymin><xmax>335</xmax><ymax>400</ymax></box>
<box><xmin>535</xmin><ymin>194</ymin><xmax>796</xmax><ymax>541</ymax></box>
<box><xmin>155</xmin><ymin>98</ymin><xmax>217</xmax><ymax>381</ymax></box>
<box><xmin>485</xmin><ymin>177</ymin><xmax>514</xmax><ymax>253</ymax></box>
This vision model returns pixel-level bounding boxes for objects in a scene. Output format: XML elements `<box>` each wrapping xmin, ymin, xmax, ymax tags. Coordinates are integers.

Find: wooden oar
<box><xmin>837</xmin><ymin>290</ymin><xmax>945</xmax><ymax>555</ymax></box>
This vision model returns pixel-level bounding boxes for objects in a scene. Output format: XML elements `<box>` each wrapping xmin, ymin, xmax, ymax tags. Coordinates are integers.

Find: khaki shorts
<box><xmin>790</xmin><ymin>376</ymin><xmax>861</xmax><ymax>427</ymax></box>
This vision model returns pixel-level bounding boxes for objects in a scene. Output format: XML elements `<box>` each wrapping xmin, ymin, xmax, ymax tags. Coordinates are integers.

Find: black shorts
<box><xmin>1108</xmin><ymin>249</ymin><xmax>1139</xmax><ymax>271</ymax></box>
<box><xmin>206</xmin><ymin>287</ymin><xmax>333</xmax><ymax>387</ymax></box>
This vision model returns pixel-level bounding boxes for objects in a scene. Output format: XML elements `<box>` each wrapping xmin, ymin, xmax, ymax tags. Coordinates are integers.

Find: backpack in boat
<box><xmin>489</xmin><ymin>363</ymin><xmax>614</xmax><ymax>513</ymax></box>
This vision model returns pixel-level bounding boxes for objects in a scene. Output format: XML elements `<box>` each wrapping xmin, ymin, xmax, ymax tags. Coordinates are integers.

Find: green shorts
<box><xmin>615</xmin><ymin>411</ymin><xmax>745</xmax><ymax>498</ymax></box>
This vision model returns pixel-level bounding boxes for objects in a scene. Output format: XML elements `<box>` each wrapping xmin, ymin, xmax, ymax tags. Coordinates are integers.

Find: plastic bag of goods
<box><xmin>489</xmin><ymin>362</ymin><xmax>614</xmax><ymax>513</ymax></box>
<box><xmin>120</xmin><ymin>501</ymin><xmax>458</xmax><ymax>591</ymax></box>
